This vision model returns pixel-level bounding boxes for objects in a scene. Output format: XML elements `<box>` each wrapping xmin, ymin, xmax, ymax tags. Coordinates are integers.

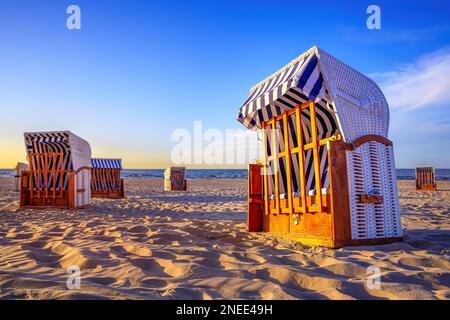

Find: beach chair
<box><xmin>164</xmin><ymin>167</ymin><xmax>187</xmax><ymax>191</ymax></box>
<box><xmin>416</xmin><ymin>167</ymin><xmax>437</xmax><ymax>191</ymax></box>
<box><xmin>20</xmin><ymin>131</ymin><xmax>92</xmax><ymax>209</ymax></box>
<box><xmin>91</xmin><ymin>158</ymin><xmax>124</xmax><ymax>198</ymax></box>
<box><xmin>14</xmin><ymin>162</ymin><xmax>29</xmax><ymax>192</ymax></box>
<box><xmin>238</xmin><ymin>46</ymin><xmax>403</xmax><ymax>248</ymax></box>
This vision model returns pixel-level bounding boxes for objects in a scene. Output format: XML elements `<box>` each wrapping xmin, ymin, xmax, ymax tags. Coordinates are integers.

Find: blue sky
<box><xmin>0</xmin><ymin>0</ymin><xmax>449</xmax><ymax>168</ymax></box>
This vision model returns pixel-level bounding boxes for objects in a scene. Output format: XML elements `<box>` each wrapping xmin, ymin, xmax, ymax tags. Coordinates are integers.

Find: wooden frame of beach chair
<box><xmin>415</xmin><ymin>167</ymin><xmax>437</xmax><ymax>191</ymax></box>
<box><xmin>91</xmin><ymin>158</ymin><xmax>124</xmax><ymax>199</ymax></box>
<box><xmin>20</xmin><ymin>131</ymin><xmax>92</xmax><ymax>209</ymax></box>
<box><xmin>241</xmin><ymin>47</ymin><xmax>403</xmax><ymax>248</ymax></box>
<box><xmin>164</xmin><ymin>167</ymin><xmax>187</xmax><ymax>191</ymax></box>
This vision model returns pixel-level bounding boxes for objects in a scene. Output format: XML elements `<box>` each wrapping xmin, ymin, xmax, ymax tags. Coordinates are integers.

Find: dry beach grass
<box><xmin>0</xmin><ymin>177</ymin><xmax>448</xmax><ymax>299</ymax></box>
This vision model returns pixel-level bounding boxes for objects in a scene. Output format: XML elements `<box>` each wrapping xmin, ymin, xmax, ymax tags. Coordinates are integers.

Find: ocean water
<box><xmin>1</xmin><ymin>168</ymin><xmax>449</xmax><ymax>180</ymax></box>
<box><xmin>122</xmin><ymin>169</ymin><xmax>247</xmax><ymax>180</ymax></box>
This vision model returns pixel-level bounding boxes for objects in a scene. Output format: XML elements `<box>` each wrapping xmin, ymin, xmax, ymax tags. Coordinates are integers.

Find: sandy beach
<box><xmin>0</xmin><ymin>177</ymin><xmax>448</xmax><ymax>300</ymax></box>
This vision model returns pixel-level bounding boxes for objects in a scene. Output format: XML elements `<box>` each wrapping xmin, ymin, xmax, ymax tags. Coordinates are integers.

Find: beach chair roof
<box><xmin>91</xmin><ymin>158</ymin><xmax>122</xmax><ymax>169</ymax></box>
<box><xmin>236</xmin><ymin>46</ymin><xmax>390</xmax><ymax>143</ymax></box>
<box><xmin>24</xmin><ymin>131</ymin><xmax>91</xmax><ymax>171</ymax></box>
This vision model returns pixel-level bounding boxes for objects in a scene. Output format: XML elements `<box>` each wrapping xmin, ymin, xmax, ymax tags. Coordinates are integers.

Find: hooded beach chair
<box><xmin>238</xmin><ymin>46</ymin><xmax>403</xmax><ymax>248</ymax></box>
<box><xmin>20</xmin><ymin>131</ymin><xmax>92</xmax><ymax>209</ymax></box>
<box><xmin>91</xmin><ymin>158</ymin><xmax>124</xmax><ymax>198</ymax></box>
<box><xmin>416</xmin><ymin>167</ymin><xmax>437</xmax><ymax>191</ymax></box>
<box><xmin>164</xmin><ymin>167</ymin><xmax>187</xmax><ymax>191</ymax></box>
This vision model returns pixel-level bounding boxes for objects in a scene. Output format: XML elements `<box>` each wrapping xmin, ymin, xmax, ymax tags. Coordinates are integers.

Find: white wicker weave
<box><xmin>316</xmin><ymin>47</ymin><xmax>389</xmax><ymax>143</ymax></box>
<box><xmin>316</xmin><ymin>47</ymin><xmax>402</xmax><ymax>240</ymax></box>
<box><xmin>346</xmin><ymin>142</ymin><xmax>402</xmax><ymax>239</ymax></box>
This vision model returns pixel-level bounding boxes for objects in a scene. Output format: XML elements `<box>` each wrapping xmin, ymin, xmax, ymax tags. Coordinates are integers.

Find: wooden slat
<box><xmin>36</xmin><ymin>153</ymin><xmax>41</xmax><ymax>198</ymax></box>
<box><xmin>309</xmin><ymin>101</ymin><xmax>323</xmax><ymax>212</ymax></box>
<box><xmin>59</xmin><ymin>152</ymin><xmax>64</xmax><ymax>199</ymax></box>
<box><xmin>52</xmin><ymin>153</ymin><xmax>57</xmax><ymax>202</ymax></box>
<box><xmin>44</xmin><ymin>153</ymin><xmax>49</xmax><ymax>199</ymax></box>
<box><xmin>282</xmin><ymin>113</ymin><xmax>293</xmax><ymax>222</ymax></box>
<box><xmin>270</xmin><ymin>119</ymin><xmax>281</xmax><ymax>214</ymax></box>
<box><xmin>262</xmin><ymin>122</ymin><xmax>270</xmax><ymax>217</ymax></box>
<box><xmin>28</xmin><ymin>152</ymin><xmax>34</xmax><ymax>200</ymax></box>
<box><xmin>295</xmin><ymin>107</ymin><xmax>307</xmax><ymax>213</ymax></box>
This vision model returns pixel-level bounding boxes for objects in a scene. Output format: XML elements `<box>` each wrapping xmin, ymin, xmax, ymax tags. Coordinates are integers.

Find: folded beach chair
<box><xmin>91</xmin><ymin>158</ymin><xmax>124</xmax><ymax>198</ymax></box>
<box><xmin>164</xmin><ymin>167</ymin><xmax>187</xmax><ymax>191</ymax></box>
<box><xmin>416</xmin><ymin>167</ymin><xmax>437</xmax><ymax>191</ymax></box>
<box><xmin>20</xmin><ymin>131</ymin><xmax>92</xmax><ymax>208</ymax></box>
<box><xmin>239</xmin><ymin>46</ymin><xmax>403</xmax><ymax>248</ymax></box>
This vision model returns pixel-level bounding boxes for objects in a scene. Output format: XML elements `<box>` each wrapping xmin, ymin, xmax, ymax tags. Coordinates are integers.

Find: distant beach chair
<box><xmin>416</xmin><ymin>167</ymin><xmax>437</xmax><ymax>191</ymax></box>
<box><xmin>14</xmin><ymin>162</ymin><xmax>29</xmax><ymax>192</ymax></box>
<box><xmin>164</xmin><ymin>167</ymin><xmax>187</xmax><ymax>191</ymax></box>
<box><xmin>20</xmin><ymin>131</ymin><xmax>92</xmax><ymax>209</ymax></box>
<box><xmin>238</xmin><ymin>46</ymin><xmax>403</xmax><ymax>248</ymax></box>
<box><xmin>91</xmin><ymin>158</ymin><xmax>124</xmax><ymax>198</ymax></box>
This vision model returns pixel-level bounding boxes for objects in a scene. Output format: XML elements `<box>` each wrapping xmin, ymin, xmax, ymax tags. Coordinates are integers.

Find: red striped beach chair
<box><xmin>20</xmin><ymin>131</ymin><xmax>92</xmax><ymax>209</ymax></box>
<box><xmin>91</xmin><ymin>158</ymin><xmax>124</xmax><ymax>198</ymax></box>
<box><xmin>239</xmin><ymin>46</ymin><xmax>403</xmax><ymax>248</ymax></box>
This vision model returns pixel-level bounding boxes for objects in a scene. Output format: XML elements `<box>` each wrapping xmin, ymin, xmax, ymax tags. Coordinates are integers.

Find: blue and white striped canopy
<box><xmin>237</xmin><ymin>47</ymin><xmax>329</xmax><ymax>130</ymax></box>
<box><xmin>91</xmin><ymin>158</ymin><xmax>122</xmax><ymax>169</ymax></box>
<box><xmin>32</xmin><ymin>136</ymin><xmax>66</xmax><ymax>143</ymax></box>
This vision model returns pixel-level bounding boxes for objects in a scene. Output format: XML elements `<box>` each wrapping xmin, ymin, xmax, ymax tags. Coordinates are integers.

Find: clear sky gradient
<box><xmin>0</xmin><ymin>0</ymin><xmax>449</xmax><ymax>168</ymax></box>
